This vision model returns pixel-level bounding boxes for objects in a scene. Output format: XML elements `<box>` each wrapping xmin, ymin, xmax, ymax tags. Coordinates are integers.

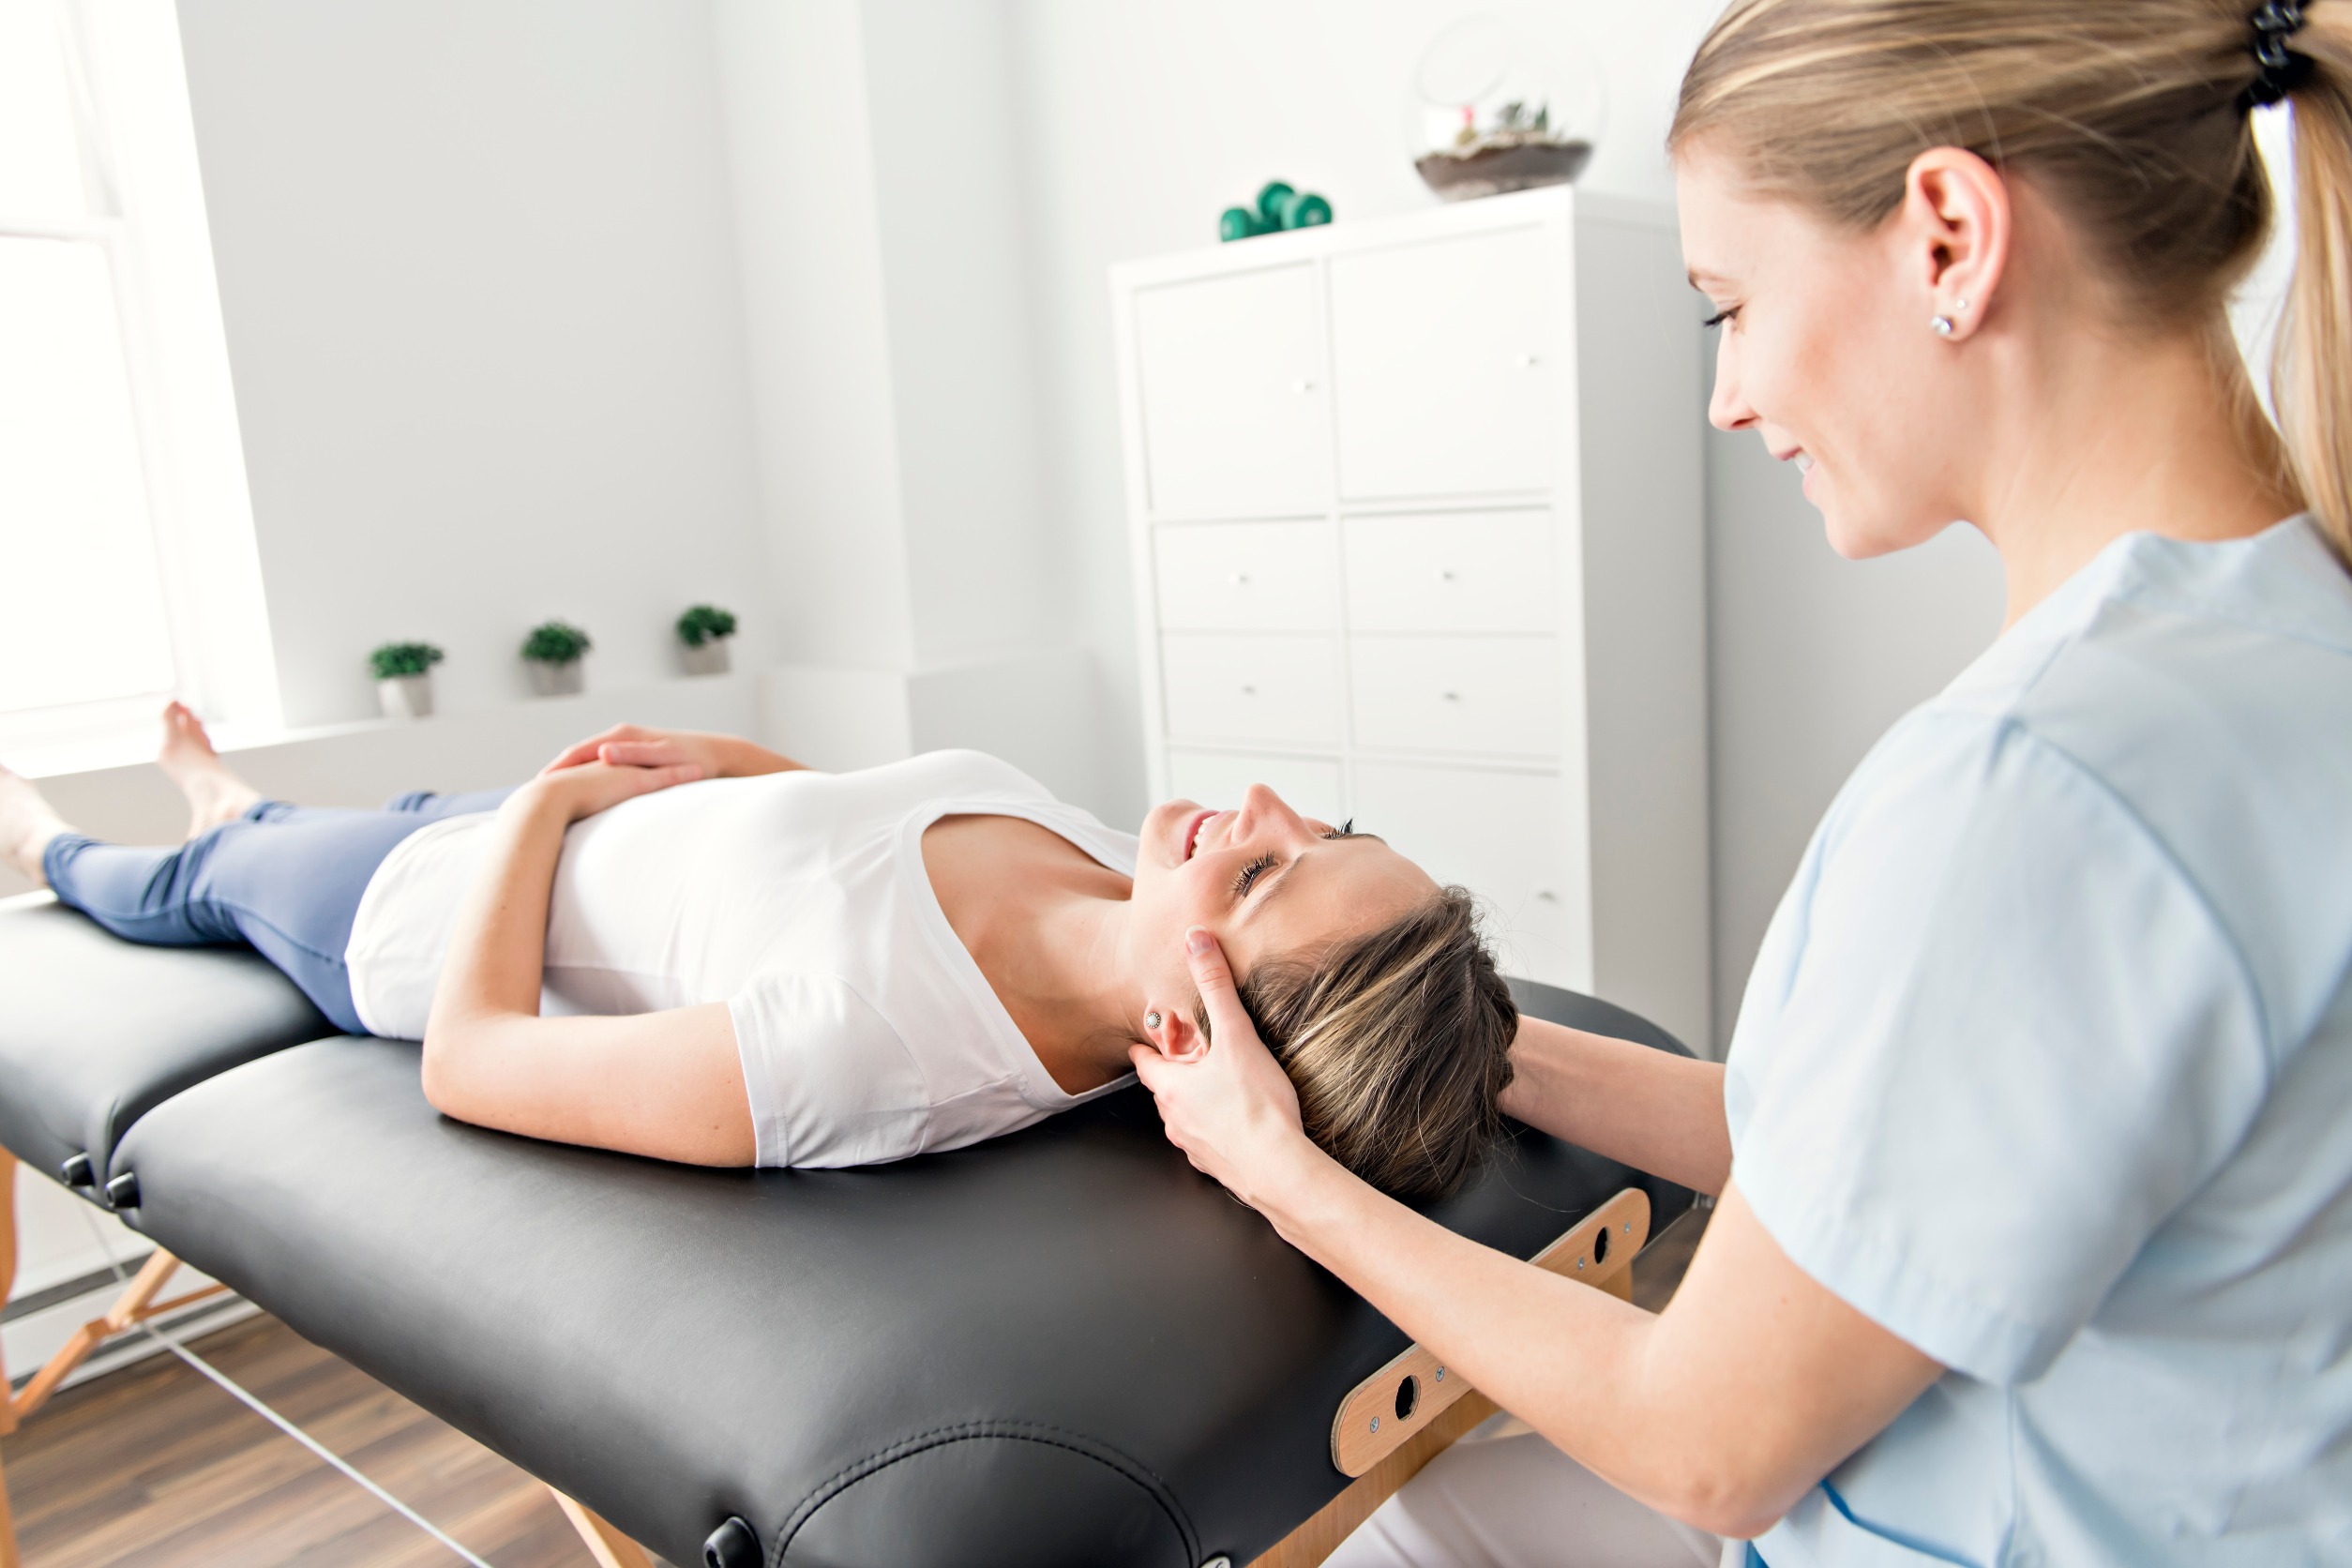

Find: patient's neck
<box><xmin>921</xmin><ymin>814</ymin><xmax>1143</xmax><ymax>1094</ymax></box>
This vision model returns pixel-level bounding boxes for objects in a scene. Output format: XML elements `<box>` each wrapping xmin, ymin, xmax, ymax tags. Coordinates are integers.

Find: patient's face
<box><xmin>1126</xmin><ymin>785</ymin><xmax>1436</xmax><ymax>1020</ymax></box>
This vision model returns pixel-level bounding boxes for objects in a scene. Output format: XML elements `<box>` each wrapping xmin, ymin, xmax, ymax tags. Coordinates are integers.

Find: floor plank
<box><xmin>0</xmin><ymin>1313</ymin><xmax>658</xmax><ymax>1568</ymax></box>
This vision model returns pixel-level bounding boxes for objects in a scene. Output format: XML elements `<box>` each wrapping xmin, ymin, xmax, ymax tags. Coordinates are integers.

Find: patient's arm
<box><xmin>422</xmin><ymin>763</ymin><xmax>757</xmax><ymax>1167</ymax></box>
<box><xmin>1503</xmin><ymin>1018</ymin><xmax>1731</xmax><ymax>1197</ymax></box>
<box><xmin>540</xmin><ymin>723</ymin><xmax>808</xmax><ymax>780</ymax></box>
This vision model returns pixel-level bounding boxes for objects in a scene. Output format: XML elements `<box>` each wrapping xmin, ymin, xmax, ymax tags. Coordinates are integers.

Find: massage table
<box><xmin>0</xmin><ymin>892</ymin><xmax>1696</xmax><ymax>1567</ymax></box>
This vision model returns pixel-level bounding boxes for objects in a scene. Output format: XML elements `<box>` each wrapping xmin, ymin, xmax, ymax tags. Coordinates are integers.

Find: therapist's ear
<box><xmin>1144</xmin><ymin>999</ymin><xmax>1209</xmax><ymax>1063</ymax></box>
<box><xmin>1899</xmin><ymin>146</ymin><xmax>2010</xmax><ymax>340</ymax></box>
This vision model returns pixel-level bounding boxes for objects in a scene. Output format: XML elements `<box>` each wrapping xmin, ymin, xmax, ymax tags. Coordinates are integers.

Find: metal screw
<box><xmin>1434</xmin><ymin>1367</ymin><xmax>1445</xmax><ymax>1382</ymax></box>
<box><xmin>1576</xmin><ymin>1257</ymin><xmax>1586</xmax><ymax>1271</ymax></box>
<box><xmin>1370</xmin><ymin>1416</ymin><xmax>1380</xmax><ymax>1433</ymax></box>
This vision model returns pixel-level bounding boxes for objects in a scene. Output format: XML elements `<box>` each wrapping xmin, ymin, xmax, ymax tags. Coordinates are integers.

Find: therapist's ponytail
<box><xmin>1671</xmin><ymin>0</ymin><xmax>2352</xmax><ymax>568</ymax></box>
<box><xmin>2274</xmin><ymin>8</ymin><xmax>2352</xmax><ymax>566</ymax></box>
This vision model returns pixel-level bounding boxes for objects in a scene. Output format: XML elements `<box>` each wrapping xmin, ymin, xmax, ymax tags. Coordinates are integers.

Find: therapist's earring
<box><xmin>1932</xmin><ymin>313</ymin><xmax>1956</xmax><ymax>337</ymax></box>
<box><xmin>1145</xmin><ymin>1010</ymin><xmax>1163</xmax><ymax>1031</ymax></box>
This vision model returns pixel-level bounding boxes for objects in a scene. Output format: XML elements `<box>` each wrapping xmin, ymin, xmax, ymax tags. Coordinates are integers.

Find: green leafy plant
<box><xmin>520</xmin><ymin>620</ymin><xmax>593</xmax><ymax>665</ymax></box>
<box><xmin>369</xmin><ymin>641</ymin><xmax>444</xmax><ymax>681</ymax></box>
<box><xmin>675</xmin><ymin>604</ymin><xmax>737</xmax><ymax>647</ymax></box>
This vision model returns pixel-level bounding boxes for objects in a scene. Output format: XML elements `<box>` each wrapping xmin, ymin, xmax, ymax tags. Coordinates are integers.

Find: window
<box><xmin>0</xmin><ymin>0</ymin><xmax>276</xmax><ymax>761</ymax></box>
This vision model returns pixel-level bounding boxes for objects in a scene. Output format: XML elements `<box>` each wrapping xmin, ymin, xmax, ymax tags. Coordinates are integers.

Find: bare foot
<box><xmin>0</xmin><ymin>764</ymin><xmax>72</xmax><ymax>889</ymax></box>
<box><xmin>158</xmin><ymin>701</ymin><xmax>262</xmax><ymax>838</ymax></box>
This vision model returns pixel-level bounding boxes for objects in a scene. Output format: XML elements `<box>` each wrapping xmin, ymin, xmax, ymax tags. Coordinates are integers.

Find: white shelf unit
<box><xmin>1109</xmin><ymin>186</ymin><xmax>1712</xmax><ymax>1049</ymax></box>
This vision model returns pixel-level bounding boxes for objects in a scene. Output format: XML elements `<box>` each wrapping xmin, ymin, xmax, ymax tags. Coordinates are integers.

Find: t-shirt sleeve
<box><xmin>727</xmin><ymin>973</ymin><xmax>932</xmax><ymax>1168</ymax></box>
<box><xmin>1735</xmin><ymin>716</ymin><xmax>2271</xmax><ymax>1384</ymax></box>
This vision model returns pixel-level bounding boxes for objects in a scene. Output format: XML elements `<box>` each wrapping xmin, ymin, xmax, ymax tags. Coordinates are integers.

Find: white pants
<box><xmin>1326</xmin><ymin>1422</ymin><xmax>1734</xmax><ymax>1568</ymax></box>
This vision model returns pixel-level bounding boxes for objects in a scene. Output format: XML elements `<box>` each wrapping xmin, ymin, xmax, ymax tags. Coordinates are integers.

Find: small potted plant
<box><xmin>369</xmin><ymin>641</ymin><xmax>444</xmax><ymax>719</ymax></box>
<box><xmin>520</xmin><ymin>620</ymin><xmax>592</xmax><ymax>697</ymax></box>
<box><xmin>675</xmin><ymin>604</ymin><xmax>737</xmax><ymax>676</ymax></box>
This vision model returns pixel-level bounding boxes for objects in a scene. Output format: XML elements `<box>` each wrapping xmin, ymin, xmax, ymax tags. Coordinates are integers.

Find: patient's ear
<box><xmin>1146</xmin><ymin>1001</ymin><xmax>1209</xmax><ymax>1063</ymax></box>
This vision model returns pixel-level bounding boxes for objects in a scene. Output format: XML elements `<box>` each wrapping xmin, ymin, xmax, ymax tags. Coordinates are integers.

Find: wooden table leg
<box><xmin>550</xmin><ymin>1487</ymin><xmax>656</xmax><ymax>1568</ymax></box>
<box><xmin>10</xmin><ymin>1247</ymin><xmax>184</xmax><ymax>1422</ymax></box>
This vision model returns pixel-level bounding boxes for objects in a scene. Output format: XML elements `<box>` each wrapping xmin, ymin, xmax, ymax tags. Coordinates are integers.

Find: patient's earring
<box><xmin>1933</xmin><ymin>298</ymin><xmax>1970</xmax><ymax>338</ymax></box>
<box><xmin>1145</xmin><ymin>1010</ymin><xmax>1163</xmax><ymax>1031</ymax></box>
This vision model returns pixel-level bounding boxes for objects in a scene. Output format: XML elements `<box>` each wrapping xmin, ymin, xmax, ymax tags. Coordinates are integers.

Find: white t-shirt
<box><xmin>1726</xmin><ymin>518</ymin><xmax>2352</xmax><ymax>1565</ymax></box>
<box><xmin>342</xmin><ymin>750</ymin><xmax>1140</xmax><ymax>1168</ymax></box>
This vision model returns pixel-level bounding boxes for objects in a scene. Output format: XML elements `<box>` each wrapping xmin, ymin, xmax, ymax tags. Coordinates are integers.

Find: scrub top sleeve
<box><xmin>1734</xmin><ymin>716</ymin><xmax>2270</xmax><ymax>1385</ymax></box>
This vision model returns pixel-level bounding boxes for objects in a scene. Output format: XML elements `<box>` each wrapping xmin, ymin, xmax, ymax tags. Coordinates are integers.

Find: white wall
<box><xmin>173</xmin><ymin>0</ymin><xmax>773</xmax><ymax>728</ymax></box>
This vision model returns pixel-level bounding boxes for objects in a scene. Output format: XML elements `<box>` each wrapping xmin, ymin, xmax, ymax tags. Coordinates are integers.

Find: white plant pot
<box><xmin>527</xmin><ymin>659</ymin><xmax>585</xmax><ymax>697</ymax></box>
<box><xmin>376</xmin><ymin>673</ymin><xmax>434</xmax><ymax>719</ymax></box>
<box><xmin>679</xmin><ymin>636</ymin><xmax>731</xmax><ymax>676</ymax></box>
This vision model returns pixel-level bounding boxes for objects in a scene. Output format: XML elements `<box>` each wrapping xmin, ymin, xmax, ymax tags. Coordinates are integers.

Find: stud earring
<box><xmin>1932</xmin><ymin>314</ymin><xmax>1956</xmax><ymax>337</ymax></box>
<box><xmin>1145</xmin><ymin>1010</ymin><xmax>1163</xmax><ymax>1031</ymax></box>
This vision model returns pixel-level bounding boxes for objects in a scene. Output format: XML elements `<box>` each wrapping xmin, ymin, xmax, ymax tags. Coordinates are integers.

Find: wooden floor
<box><xmin>0</xmin><ymin>1205</ymin><xmax>1709</xmax><ymax>1567</ymax></box>
<box><xmin>0</xmin><ymin>1313</ymin><xmax>660</xmax><ymax>1568</ymax></box>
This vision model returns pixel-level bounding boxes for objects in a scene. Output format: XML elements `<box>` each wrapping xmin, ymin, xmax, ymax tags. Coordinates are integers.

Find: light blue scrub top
<box><xmin>1725</xmin><ymin>516</ymin><xmax>2352</xmax><ymax>1567</ymax></box>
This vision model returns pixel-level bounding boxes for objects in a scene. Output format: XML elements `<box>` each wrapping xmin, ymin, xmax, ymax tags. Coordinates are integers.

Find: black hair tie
<box><xmin>2244</xmin><ymin>0</ymin><xmax>2314</xmax><ymax>109</ymax></box>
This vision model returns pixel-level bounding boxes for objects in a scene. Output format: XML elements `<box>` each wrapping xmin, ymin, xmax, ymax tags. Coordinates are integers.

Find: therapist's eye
<box><xmin>1703</xmin><ymin>306</ymin><xmax>1740</xmax><ymax>329</ymax></box>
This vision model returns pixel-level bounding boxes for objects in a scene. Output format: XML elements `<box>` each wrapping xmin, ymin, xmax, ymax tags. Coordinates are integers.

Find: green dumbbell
<box><xmin>1276</xmin><ymin>189</ymin><xmax>1333</xmax><ymax>229</ymax></box>
<box><xmin>1257</xmin><ymin>181</ymin><xmax>1296</xmax><ymax>226</ymax></box>
<box><xmin>1219</xmin><ymin>205</ymin><xmax>1268</xmax><ymax>243</ymax></box>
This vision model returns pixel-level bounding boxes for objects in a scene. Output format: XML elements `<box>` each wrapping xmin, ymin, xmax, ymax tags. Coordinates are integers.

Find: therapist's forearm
<box><xmin>1248</xmin><ymin>1138</ymin><xmax>1738</xmax><ymax>1526</ymax></box>
<box><xmin>1245</xmin><ymin>1145</ymin><xmax>1909</xmax><ymax>1536</ymax></box>
<box><xmin>1502</xmin><ymin>1018</ymin><xmax>1731</xmax><ymax>1196</ymax></box>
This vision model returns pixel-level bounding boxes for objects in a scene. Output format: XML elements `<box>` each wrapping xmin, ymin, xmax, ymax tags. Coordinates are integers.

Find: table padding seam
<box><xmin>773</xmin><ymin>1418</ymin><xmax>1200</xmax><ymax>1566</ymax></box>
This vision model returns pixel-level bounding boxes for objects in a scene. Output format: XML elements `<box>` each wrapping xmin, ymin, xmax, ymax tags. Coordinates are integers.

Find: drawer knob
<box><xmin>1291</xmin><ymin>379</ymin><xmax>1317</xmax><ymax>394</ymax></box>
<box><xmin>1517</xmin><ymin>353</ymin><xmax>1541</xmax><ymax>368</ymax></box>
<box><xmin>1231</xmin><ymin>572</ymin><xmax>1250</xmax><ymax>585</ymax></box>
<box><xmin>1535</xmin><ymin>890</ymin><xmax>1559</xmax><ymax>902</ymax></box>
<box><xmin>1241</xmin><ymin>684</ymin><xmax>1259</xmax><ymax>696</ymax></box>
<box><xmin>1439</xmin><ymin>569</ymin><xmax>1456</xmax><ymax>582</ymax></box>
<box><xmin>1440</xmin><ymin>690</ymin><xmax>1462</xmax><ymax>702</ymax></box>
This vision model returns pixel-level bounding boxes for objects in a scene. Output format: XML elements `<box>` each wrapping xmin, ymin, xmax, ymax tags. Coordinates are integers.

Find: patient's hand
<box><xmin>519</xmin><ymin>758</ymin><xmax>706</xmax><ymax>825</ymax></box>
<box><xmin>540</xmin><ymin>724</ymin><xmax>804</xmax><ymax>780</ymax></box>
<box><xmin>1129</xmin><ymin>927</ymin><xmax>1319</xmax><ymax>1210</ymax></box>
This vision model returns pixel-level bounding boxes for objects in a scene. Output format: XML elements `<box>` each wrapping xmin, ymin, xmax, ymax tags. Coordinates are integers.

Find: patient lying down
<box><xmin>0</xmin><ymin>708</ymin><xmax>1515</xmax><ymax>1198</ymax></box>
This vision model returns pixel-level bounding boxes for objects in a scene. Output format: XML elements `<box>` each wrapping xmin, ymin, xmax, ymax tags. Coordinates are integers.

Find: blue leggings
<box><xmin>41</xmin><ymin>787</ymin><xmax>514</xmax><ymax>1035</ymax></box>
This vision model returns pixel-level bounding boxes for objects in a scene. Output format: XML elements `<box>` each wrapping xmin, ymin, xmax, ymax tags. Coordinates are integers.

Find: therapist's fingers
<box><xmin>1184</xmin><ymin>927</ymin><xmax>1254</xmax><ymax>1048</ymax></box>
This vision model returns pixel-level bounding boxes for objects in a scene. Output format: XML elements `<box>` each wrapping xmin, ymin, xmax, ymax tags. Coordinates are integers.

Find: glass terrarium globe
<box><xmin>1407</xmin><ymin>14</ymin><xmax>1606</xmax><ymax>202</ymax></box>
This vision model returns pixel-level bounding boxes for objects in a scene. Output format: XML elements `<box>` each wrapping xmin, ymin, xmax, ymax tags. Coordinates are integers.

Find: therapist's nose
<box><xmin>1709</xmin><ymin>329</ymin><xmax>1755</xmax><ymax>433</ymax></box>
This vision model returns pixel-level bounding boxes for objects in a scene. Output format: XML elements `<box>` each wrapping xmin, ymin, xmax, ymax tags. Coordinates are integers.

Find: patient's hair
<box><xmin>1206</xmin><ymin>886</ymin><xmax>1517</xmax><ymax>1201</ymax></box>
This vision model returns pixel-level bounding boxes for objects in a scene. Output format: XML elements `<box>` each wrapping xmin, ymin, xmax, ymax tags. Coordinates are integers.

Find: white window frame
<box><xmin>0</xmin><ymin>0</ymin><xmax>278</xmax><ymax>765</ymax></box>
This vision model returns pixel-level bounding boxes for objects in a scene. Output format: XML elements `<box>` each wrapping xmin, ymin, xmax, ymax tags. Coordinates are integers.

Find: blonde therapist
<box><xmin>1131</xmin><ymin>3</ymin><xmax>2352</xmax><ymax>1565</ymax></box>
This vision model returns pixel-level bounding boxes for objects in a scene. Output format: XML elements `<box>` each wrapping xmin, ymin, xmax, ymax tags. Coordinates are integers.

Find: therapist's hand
<box><xmin>1129</xmin><ymin>927</ymin><xmax>1321</xmax><ymax>1209</ymax></box>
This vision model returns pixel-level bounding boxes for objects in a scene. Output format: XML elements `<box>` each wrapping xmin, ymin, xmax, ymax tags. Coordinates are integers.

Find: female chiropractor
<box><xmin>1134</xmin><ymin>2</ymin><xmax>2352</xmax><ymax>1563</ymax></box>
